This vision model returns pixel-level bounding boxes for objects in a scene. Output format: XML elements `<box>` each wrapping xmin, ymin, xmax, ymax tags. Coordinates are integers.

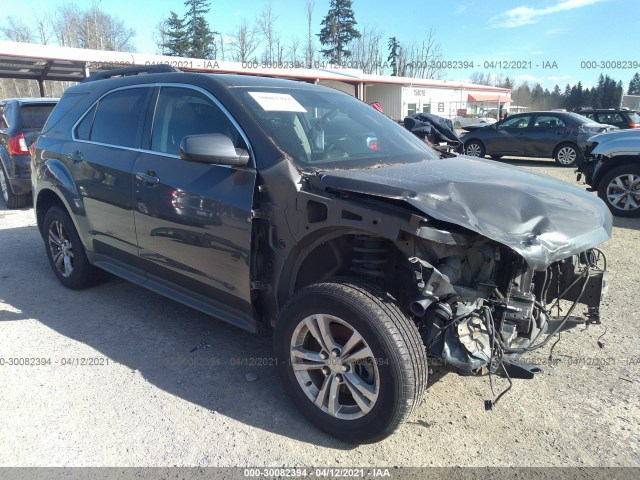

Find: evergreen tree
<box><xmin>318</xmin><ymin>0</ymin><xmax>360</xmax><ymax>65</ymax></box>
<box><xmin>183</xmin><ymin>0</ymin><xmax>216</xmax><ymax>58</ymax></box>
<box><xmin>165</xmin><ymin>11</ymin><xmax>188</xmax><ymax>56</ymax></box>
<box><xmin>628</xmin><ymin>73</ymin><xmax>640</xmax><ymax>95</ymax></box>
<box><xmin>387</xmin><ymin>36</ymin><xmax>400</xmax><ymax>76</ymax></box>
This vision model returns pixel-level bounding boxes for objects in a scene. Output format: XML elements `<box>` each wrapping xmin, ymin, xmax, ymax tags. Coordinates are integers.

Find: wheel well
<box><xmin>464</xmin><ymin>138</ymin><xmax>484</xmax><ymax>150</ymax></box>
<box><xmin>35</xmin><ymin>189</ymin><xmax>65</xmax><ymax>233</ymax></box>
<box><xmin>283</xmin><ymin>233</ymin><xmax>411</xmax><ymax>308</ymax></box>
<box><xmin>594</xmin><ymin>157</ymin><xmax>640</xmax><ymax>188</ymax></box>
<box><xmin>553</xmin><ymin>142</ymin><xmax>579</xmax><ymax>158</ymax></box>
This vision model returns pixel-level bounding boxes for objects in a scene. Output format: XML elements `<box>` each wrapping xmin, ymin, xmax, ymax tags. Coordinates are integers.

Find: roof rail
<box><xmin>81</xmin><ymin>65</ymin><xmax>182</xmax><ymax>83</ymax></box>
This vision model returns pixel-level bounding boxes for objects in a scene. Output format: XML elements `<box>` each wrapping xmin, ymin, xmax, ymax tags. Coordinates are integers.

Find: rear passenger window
<box><xmin>150</xmin><ymin>87</ymin><xmax>242</xmax><ymax>156</ymax></box>
<box><xmin>0</xmin><ymin>107</ymin><xmax>7</xmax><ymax>128</ymax></box>
<box><xmin>77</xmin><ymin>88</ymin><xmax>151</xmax><ymax>148</ymax></box>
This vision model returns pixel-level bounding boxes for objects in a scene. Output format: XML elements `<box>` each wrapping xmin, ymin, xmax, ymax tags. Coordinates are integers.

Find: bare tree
<box><xmin>217</xmin><ymin>33</ymin><xmax>226</xmax><ymax>60</ymax></box>
<box><xmin>288</xmin><ymin>36</ymin><xmax>302</xmax><ymax>64</ymax></box>
<box><xmin>304</xmin><ymin>0</ymin><xmax>315</xmax><ymax>67</ymax></box>
<box><xmin>32</xmin><ymin>11</ymin><xmax>52</xmax><ymax>44</ymax></box>
<box><xmin>256</xmin><ymin>0</ymin><xmax>277</xmax><ymax>63</ymax></box>
<box><xmin>228</xmin><ymin>20</ymin><xmax>260</xmax><ymax>63</ymax></box>
<box><xmin>52</xmin><ymin>4</ymin><xmax>83</xmax><ymax>48</ymax></box>
<box><xmin>78</xmin><ymin>4</ymin><xmax>135</xmax><ymax>51</ymax></box>
<box><xmin>1</xmin><ymin>16</ymin><xmax>34</xmax><ymax>42</ymax></box>
<box><xmin>401</xmin><ymin>27</ymin><xmax>443</xmax><ymax>79</ymax></box>
<box><xmin>153</xmin><ymin>17</ymin><xmax>169</xmax><ymax>55</ymax></box>
<box><xmin>348</xmin><ymin>25</ymin><xmax>383</xmax><ymax>74</ymax></box>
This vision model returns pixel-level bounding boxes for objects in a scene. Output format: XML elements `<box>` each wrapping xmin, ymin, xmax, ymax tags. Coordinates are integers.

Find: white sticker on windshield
<box><xmin>248</xmin><ymin>92</ymin><xmax>307</xmax><ymax>112</ymax></box>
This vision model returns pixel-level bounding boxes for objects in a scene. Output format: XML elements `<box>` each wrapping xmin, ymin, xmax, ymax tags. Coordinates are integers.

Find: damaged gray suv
<box><xmin>31</xmin><ymin>67</ymin><xmax>612</xmax><ymax>443</ymax></box>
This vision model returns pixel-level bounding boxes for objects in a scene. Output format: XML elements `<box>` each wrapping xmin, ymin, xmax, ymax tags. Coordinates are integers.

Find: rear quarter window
<box><xmin>42</xmin><ymin>93</ymin><xmax>87</xmax><ymax>134</ymax></box>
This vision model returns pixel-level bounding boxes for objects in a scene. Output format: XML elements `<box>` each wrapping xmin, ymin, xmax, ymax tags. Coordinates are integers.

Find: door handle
<box><xmin>136</xmin><ymin>171</ymin><xmax>160</xmax><ymax>185</ymax></box>
<box><xmin>67</xmin><ymin>150</ymin><xmax>83</xmax><ymax>164</ymax></box>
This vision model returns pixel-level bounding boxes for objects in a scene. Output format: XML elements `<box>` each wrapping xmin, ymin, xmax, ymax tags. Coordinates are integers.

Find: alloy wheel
<box><xmin>466</xmin><ymin>143</ymin><xmax>482</xmax><ymax>157</ymax></box>
<box><xmin>48</xmin><ymin>220</ymin><xmax>75</xmax><ymax>277</ymax></box>
<box><xmin>289</xmin><ymin>313</ymin><xmax>380</xmax><ymax>420</ymax></box>
<box><xmin>556</xmin><ymin>146</ymin><xmax>577</xmax><ymax>165</ymax></box>
<box><xmin>606</xmin><ymin>173</ymin><xmax>640</xmax><ymax>212</ymax></box>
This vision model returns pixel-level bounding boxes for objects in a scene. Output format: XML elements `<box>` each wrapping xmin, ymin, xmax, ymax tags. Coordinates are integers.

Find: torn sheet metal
<box><xmin>319</xmin><ymin>155</ymin><xmax>612</xmax><ymax>270</ymax></box>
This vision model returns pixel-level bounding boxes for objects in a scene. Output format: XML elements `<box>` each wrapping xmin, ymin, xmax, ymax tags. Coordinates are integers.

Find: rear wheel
<box><xmin>0</xmin><ymin>165</ymin><xmax>29</xmax><ymax>209</ymax></box>
<box><xmin>598</xmin><ymin>165</ymin><xmax>640</xmax><ymax>217</ymax></box>
<box><xmin>275</xmin><ymin>278</ymin><xmax>427</xmax><ymax>443</ymax></box>
<box><xmin>43</xmin><ymin>206</ymin><xmax>101</xmax><ymax>289</ymax></box>
<box><xmin>464</xmin><ymin>140</ymin><xmax>485</xmax><ymax>158</ymax></box>
<box><xmin>554</xmin><ymin>143</ymin><xmax>579</xmax><ymax>167</ymax></box>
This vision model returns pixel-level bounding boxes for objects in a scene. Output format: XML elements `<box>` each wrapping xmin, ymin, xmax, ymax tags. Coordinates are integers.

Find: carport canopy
<box><xmin>467</xmin><ymin>93</ymin><xmax>513</xmax><ymax>103</ymax></box>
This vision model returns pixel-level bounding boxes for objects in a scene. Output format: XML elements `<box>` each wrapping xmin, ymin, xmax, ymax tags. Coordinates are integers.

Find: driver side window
<box><xmin>500</xmin><ymin>115</ymin><xmax>532</xmax><ymax>129</ymax></box>
<box><xmin>151</xmin><ymin>87</ymin><xmax>243</xmax><ymax>156</ymax></box>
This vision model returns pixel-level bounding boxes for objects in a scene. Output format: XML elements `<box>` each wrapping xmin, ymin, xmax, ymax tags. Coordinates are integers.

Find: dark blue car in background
<box><xmin>461</xmin><ymin>110</ymin><xmax>615</xmax><ymax>167</ymax></box>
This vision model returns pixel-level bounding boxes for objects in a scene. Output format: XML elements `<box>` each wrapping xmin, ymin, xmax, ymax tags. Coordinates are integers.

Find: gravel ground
<box><xmin>0</xmin><ymin>158</ymin><xmax>638</xmax><ymax>467</ymax></box>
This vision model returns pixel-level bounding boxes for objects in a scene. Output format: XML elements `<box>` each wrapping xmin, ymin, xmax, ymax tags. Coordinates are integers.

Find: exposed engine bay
<box><xmin>407</xmin><ymin>234</ymin><xmax>609</xmax><ymax>385</ymax></box>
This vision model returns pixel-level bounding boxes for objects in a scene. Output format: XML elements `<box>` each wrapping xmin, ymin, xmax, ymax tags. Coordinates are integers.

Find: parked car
<box><xmin>32</xmin><ymin>66</ymin><xmax>611</xmax><ymax>443</ymax></box>
<box><xmin>574</xmin><ymin>107</ymin><xmax>640</xmax><ymax>130</ymax></box>
<box><xmin>0</xmin><ymin>98</ymin><xmax>58</xmax><ymax>208</ymax></box>
<box><xmin>453</xmin><ymin>114</ymin><xmax>496</xmax><ymax>129</ymax></box>
<box><xmin>461</xmin><ymin>111</ymin><xmax>616</xmax><ymax>166</ymax></box>
<box><xmin>578</xmin><ymin>129</ymin><xmax>640</xmax><ymax>217</ymax></box>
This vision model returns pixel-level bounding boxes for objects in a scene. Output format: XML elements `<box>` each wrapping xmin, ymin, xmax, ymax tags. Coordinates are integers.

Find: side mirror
<box><xmin>179</xmin><ymin>133</ymin><xmax>250</xmax><ymax>167</ymax></box>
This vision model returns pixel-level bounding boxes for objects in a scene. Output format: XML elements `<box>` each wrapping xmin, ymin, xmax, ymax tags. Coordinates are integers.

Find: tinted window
<box><xmin>596</xmin><ymin>113</ymin><xmax>624</xmax><ymax>125</ymax></box>
<box><xmin>151</xmin><ymin>87</ymin><xmax>242</xmax><ymax>156</ymax></box>
<box><xmin>43</xmin><ymin>93</ymin><xmax>87</xmax><ymax>134</ymax></box>
<box><xmin>0</xmin><ymin>106</ymin><xmax>6</xmax><ymax>128</ymax></box>
<box><xmin>19</xmin><ymin>104</ymin><xmax>56</xmax><ymax>130</ymax></box>
<box><xmin>89</xmin><ymin>88</ymin><xmax>150</xmax><ymax>148</ymax></box>
<box><xmin>75</xmin><ymin>103</ymin><xmax>97</xmax><ymax>141</ymax></box>
<box><xmin>500</xmin><ymin>115</ymin><xmax>531</xmax><ymax>128</ymax></box>
<box><xmin>629</xmin><ymin>112</ymin><xmax>640</xmax><ymax>123</ymax></box>
<box><xmin>532</xmin><ymin>115</ymin><xmax>565</xmax><ymax>128</ymax></box>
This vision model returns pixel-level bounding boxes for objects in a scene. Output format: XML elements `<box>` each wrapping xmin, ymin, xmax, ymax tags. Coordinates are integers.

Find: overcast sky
<box><xmin>11</xmin><ymin>0</ymin><xmax>640</xmax><ymax>90</ymax></box>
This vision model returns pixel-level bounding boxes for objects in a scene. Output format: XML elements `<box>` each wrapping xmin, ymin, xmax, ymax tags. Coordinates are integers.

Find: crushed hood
<box><xmin>318</xmin><ymin>156</ymin><xmax>612</xmax><ymax>270</ymax></box>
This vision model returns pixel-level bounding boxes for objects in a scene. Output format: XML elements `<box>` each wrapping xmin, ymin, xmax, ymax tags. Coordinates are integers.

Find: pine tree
<box><xmin>183</xmin><ymin>0</ymin><xmax>216</xmax><ymax>58</ymax></box>
<box><xmin>318</xmin><ymin>0</ymin><xmax>360</xmax><ymax>66</ymax></box>
<box><xmin>165</xmin><ymin>11</ymin><xmax>188</xmax><ymax>56</ymax></box>
<box><xmin>387</xmin><ymin>36</ymin><xmax>400</xmax><ymax>76</ymax></box>
<box><xmin>627</xmin><ymin>73</ymin><xmax>640</xmax><ymax>95</ymax></box>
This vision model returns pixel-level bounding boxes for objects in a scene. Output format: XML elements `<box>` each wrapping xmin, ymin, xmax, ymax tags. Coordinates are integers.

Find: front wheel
<box><xmin>598</xmin><ymin>165</ymin><xmax>640</xmax><ymax>217</ymax></box>
<box><xmin>464</xmin><ymin>140</ymin><xmax>485</xmax><ymax>158</ymax></box>
<box><xmin>554</xmin><ymin>143</ymin><xmax>579</xmax><ymax>167</ymax></box>
<box><xmin>275</xmin><ymin>279</ymin><xmax>427</xmax><ymax>443</ymax></box>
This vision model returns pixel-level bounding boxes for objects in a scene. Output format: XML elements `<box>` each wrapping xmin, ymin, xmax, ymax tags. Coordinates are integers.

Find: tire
<box><xmin>0</xmin><ymin>165</ymin><xmax>29</xmax><ymax>209</ymax></box>
<box><xmin>464</xmin><ymin>140</ymin><xmax>485</xmax><ymax>158</ymax></box>
<box><xmin>597</xmin><ymin>165</ymin><xmax>640</xmax><ymax>218</ymax></box>
<box><xmin>275</xmin><ymin>278</ymin><xmax>427</xmax><ymax>443</ymax></box>
<box><xmin>554</xmin><ymin>143</ymin><xmax>580</xmax><ymax>167</ymax></box>
<box><xmin>43</xmin><ymin>206</ymin><xmax>101</xmax><ymax>289</ymax></box>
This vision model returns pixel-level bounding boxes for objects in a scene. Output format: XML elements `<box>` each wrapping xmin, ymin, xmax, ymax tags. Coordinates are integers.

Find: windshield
<box><xmin>232</xmin><ymin>87</ymin><xmax>439</xmax><ymax>169</ymax></box>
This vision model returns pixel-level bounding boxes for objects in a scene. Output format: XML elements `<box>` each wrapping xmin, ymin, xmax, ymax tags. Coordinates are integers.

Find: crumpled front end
<box><xmin>318</xmin><ymin>157</ymin><xmax>612</xmax><ymax>384</ymax></box>
<box><xmin>406</xmin><ymin>227</ymin><xmax>609</xmax><ymax>379</ymax></box>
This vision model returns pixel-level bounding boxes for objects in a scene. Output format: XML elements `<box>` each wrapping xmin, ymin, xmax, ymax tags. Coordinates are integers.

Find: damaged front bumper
<box><xmin>408</xmin><ymin>244</ymin><xmax>610</xmax><ymax>378</ymax></box>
